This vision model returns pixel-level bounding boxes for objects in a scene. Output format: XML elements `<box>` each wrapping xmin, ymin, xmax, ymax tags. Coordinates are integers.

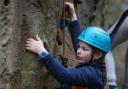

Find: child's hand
<box><xmin>65</xmin><ymin>2</ymin><xmax>77</xmax><ymax>21</ymax></box>
<box><xmin>25</xmin><ymin>35</ymin><xmax>47</xmax><ymax>54</ymax></box>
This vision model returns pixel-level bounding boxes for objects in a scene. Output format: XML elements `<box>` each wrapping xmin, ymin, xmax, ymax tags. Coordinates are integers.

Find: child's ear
<box><xmin>93</xmin><ymin>52</ymin><xmax>103</xmax><ymax>60</ymax></box>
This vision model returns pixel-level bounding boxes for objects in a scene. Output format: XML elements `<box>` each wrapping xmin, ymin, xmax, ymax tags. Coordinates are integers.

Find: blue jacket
<box><xmin>40</xmin><ymin>20</ymin><xmax>104</xmax><ymax>89</ymax></box>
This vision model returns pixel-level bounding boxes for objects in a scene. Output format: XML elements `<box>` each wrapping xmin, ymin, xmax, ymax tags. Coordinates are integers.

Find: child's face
<box><xmin>76</xmin><ymin>41</ymin><xmax>92</xmax><ymax>64</ymax></box>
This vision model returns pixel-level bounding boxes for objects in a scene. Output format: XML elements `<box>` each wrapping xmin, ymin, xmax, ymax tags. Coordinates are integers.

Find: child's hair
<box><xmin>98</xmin><ymin>57</ymin><xmax>107</xmax><ymax>88</ymax></box>
<box><xmin>91</xmin><ymin>46</ymin><xmax>107</xmax><ymax>88</ymax></box>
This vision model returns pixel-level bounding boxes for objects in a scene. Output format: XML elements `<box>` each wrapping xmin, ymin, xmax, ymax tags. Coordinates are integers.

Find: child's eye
<box><xmin>81</xmin><ymin>46</ymin><xmax>88</xmax><ymax>51</ymax></box>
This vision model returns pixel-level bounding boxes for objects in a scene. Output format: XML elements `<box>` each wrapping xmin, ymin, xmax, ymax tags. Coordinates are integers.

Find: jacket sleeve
<box><xmin>42</xmin><ymin>54</ymin><xmax>103</xmax><ymax>86</ymax></box>
<box><xmin>68</xmin><ymin>20</ymin><xmax>83</xmax><ymax>53</ymax></box>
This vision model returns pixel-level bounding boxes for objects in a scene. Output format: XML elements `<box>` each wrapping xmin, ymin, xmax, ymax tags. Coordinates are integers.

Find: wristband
<box><xmin>37</xmin><ymin>51</ymin><xmax>49</xmax><ymax>61</ymax></box>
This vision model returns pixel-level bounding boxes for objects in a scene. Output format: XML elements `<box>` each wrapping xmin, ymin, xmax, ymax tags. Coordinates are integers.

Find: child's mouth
<box><xmin>76</xmin><ymin>56</ymin><xmax>81</xmax><ymax>60</ymax></box>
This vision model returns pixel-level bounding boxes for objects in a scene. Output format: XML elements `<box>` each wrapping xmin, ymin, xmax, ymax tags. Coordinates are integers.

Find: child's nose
<box><xmin>77</xmin><ymin>49</ymin><xmax>81</xmax><ymax>55</ymax></box>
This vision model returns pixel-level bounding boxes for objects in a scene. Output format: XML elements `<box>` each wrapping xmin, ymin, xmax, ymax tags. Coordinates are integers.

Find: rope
<box><xmin>62</xmin><ymin>0</ymin><xmax>66</xmax><ymax>58</ymax></box>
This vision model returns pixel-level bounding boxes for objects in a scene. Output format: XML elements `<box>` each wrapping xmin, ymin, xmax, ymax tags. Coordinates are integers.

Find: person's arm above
<box><xmin>68</xmin><ymin>20</ymin><xmax>82</xmax><ymax>53</ymax></box>
<box><xmin>65</xmin><ymin>2</ymin><xmax>83</xmax><ymax>53</ymax></box>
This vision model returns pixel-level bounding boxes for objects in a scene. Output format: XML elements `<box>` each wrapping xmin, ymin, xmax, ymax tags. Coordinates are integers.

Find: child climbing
<box><xmin>66</xmin><ymin>2</ymin><xmax>118</xmax><ymax>89</ymax></box>
<box><xmin>25</xmin><ymin>2</ymin><xmax>111</xmax><ymax>89</ymax></box>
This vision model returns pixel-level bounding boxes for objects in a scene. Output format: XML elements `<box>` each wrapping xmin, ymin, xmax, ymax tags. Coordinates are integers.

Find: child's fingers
<box><xmin>25</xmin><ymin>43</ymin><xmax>31</xmax><ymax>47</ymax></box>
<box><xmin>36</xmin><ymin>35</ymin><xmax>41</xmax><ymax>41</ymax></box>
<box><xmin>65</xmin><ymin>2</ymin><xmax>73</xmax><ymax>7</ymax></box>
<box><xmin>65</xmin><ymin>2</ymin><xmax>74</xmax><ymax>13</ymax></box>
<box><xmin>25</xmin><ymin>43</ymin><xmax>32</xmax><ymax>50</ymax></box>
<box><xmin>26</xmin><ymin>38</ymin><xmax>35</xmax><ymax>42</ymax></box>
<box><xmin>65</xmin><ymin>2</ymin><xmax>70</xmax><ymax>5</ymax></box>
<box><xmin>26</xmin><ymin>40</ymin><xmax>33</xmax><ymax>44</ymax></box>
<box><xmin>25</xmin><ymin>46</ymin><xmax>31</xmax><ymax>50</ymax></box>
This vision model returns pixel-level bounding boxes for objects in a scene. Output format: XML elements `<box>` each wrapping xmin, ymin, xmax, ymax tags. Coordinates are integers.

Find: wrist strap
<box><xmin>37</xmin><ymin>51</ymin><xmax>49</xmax><ymax>61</ymax></box>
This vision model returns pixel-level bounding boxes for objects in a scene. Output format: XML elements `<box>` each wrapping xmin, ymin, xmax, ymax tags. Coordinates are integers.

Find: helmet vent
<box><xmin>94</xmin><ymin>35</ymin><xmax>97</xmax><ymax>38</ymax></box>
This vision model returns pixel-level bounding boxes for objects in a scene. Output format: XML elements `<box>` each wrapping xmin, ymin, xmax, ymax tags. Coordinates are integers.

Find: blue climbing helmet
<box><xmin>78</xmin><ymin>27</ymin><xmax>111</xmax><ymax>53</ymax></box>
